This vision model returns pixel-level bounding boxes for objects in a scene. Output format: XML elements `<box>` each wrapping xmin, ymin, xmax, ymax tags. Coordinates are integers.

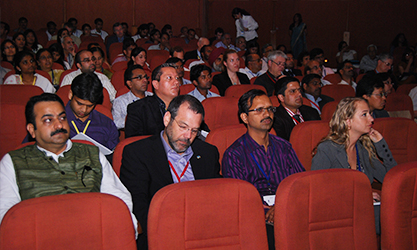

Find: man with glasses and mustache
<box><xmin>254</xmin><ymin>50</ymin><xmax>287</xmax><ymax>96</ymax></box>
<box><xmin>60</xmin><ymin>50</ymin><xmax>117</xmax><ymax>102</ymax></box>
<box><xmin>273</xmin><ymin>77</ymin><xmax>320</xmax><ymax>141</ymax></box>
<box><xmin>121</xmin><ymin>95</ymin><xmax>221</xmax><ymax>249</ymax></box>
<box><xmin>112</xmin><ymin>65</ymin><xmax>153</xmax><ymax>130</ymax></box>
<box><xmin>223</xmin><ymin>89</ymin><xmax>305</xmax><ymax>250</ymax></box>
<box><xmin>337</xmin><ymin>60</ymin><xmax>357</xmax><ymax>90</ymax></box>
<box><xmin>0</xmin><ymin>93</ymin><xmax>138</xmax><ymax>235</ymax></box>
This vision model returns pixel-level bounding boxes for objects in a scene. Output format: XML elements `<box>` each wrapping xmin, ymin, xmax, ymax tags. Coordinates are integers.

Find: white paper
<box><xmin>72</xmin><ymin>133</ymin><xmax>113</xmax><ymax>155</ymax></box>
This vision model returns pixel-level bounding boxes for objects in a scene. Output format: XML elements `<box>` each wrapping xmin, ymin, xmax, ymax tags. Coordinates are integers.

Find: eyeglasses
<box><xmin>248</xmin><ymin>106</ymin><xmax>276</xmax><ymax>114</ymax></box>
<box><xmin>131</xmin><ymin>74</ymin><xmax>149</xmax><ymax>81</ymax></box>
<box><xmin>382</xmin><ymin>61</ymin><xmax>393</xmax><ymax>67</ymax></box>
<box><xmin>371</xmin><ymin>92</ymin><xmax>388</xmax><ymax>98</ymax></box>
<box><xmin>81</xmin><ymin>57</ymin><xmax>96</xmax><ymax>63</ymax></box>
<box><xmin>309</xmin><ymin>80</ymin><xmax>323</xmax><ymax>87</ymax></box>
<box><xmin>270</xmin><ymin>60</ymin><xmax>285</xmax><ymax>67</ymax></box>
<box><xmin>173</xmin><ymin>118</ymin><xmax>200</xmax><ymax>136</ymax></box>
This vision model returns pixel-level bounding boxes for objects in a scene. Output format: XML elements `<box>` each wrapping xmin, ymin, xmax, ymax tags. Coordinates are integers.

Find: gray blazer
<box><xmin>311</xmin><ymin>138</ymin><xmax>397</xmax><ymax>183</ymax></box>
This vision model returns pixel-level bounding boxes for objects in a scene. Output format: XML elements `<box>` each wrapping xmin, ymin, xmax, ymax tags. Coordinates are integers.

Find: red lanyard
<box><xmin>306</xmin><ymin>98</ymin><xmax>320</xmax><ymax>111</ymax></box>
<box><xmin>168</xmin><ymin>161</ymin><xmax>190</xmax><ymax>182</ymax></box>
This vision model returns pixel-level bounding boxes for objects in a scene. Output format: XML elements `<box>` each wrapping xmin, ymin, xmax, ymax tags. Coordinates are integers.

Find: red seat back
<box><xmin>321</xmin><ymin>85</ymin><xmax>355</xmax><ymax>102</ymax></box>
<box><xmin>202</xmin><ymin>97</ymin><xmax>240</xmax><ymax>131</ymax></box>
<box><xmin>112</xmin><ymin>135</ymin><xmax>150</xmax><ymax>176</ymax></box>
<box><xmin>224</xmin><ymin>84</ymin><xmax>266</xmax><ymax>98</ymax></box>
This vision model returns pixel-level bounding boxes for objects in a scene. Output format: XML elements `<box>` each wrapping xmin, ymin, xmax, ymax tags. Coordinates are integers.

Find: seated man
<box><xmin>0</xmin><ymin>93</ymin><xmax>138</xmax><ymax>235</ymax></box>
<box><xmin>188</xmin><ymin>45</ymin><xmax>213</xmax><ymax>70</ymax></box>
<box><xmin>121</xmin><ymin>95</ymin><xmax>221</xmax><ymax>249</ymax></box>
<box><xmin>165</xmin><ymin>57</ymin><xmax>191</xmax><ymax>85</ymax></box>
<box><xmin>222</xmin><ymin>89</ymin><xmax>305</xmax><ymax>249</ymax></box>
<box><xmin>148</xmin><ymin>32</ymin><xmax>170</xmax><ymax>51</ymax></box>
<box><xmin>214</xmin><ymin>33</ymin><xmax>237</xmax><ymax>51</ymax></box>
<box><xmin>106</xmin><ymin>22</ymin><xmax>130</xmax><ymax>55</ymax></box>
<box><xmin>254</xmin><ymin>50</ymin><xmax>286</xmax><ymax>96</ymax></box>
<box><xmin>125</xmin><ymin>63</ymin><xmax>179</xmax><ymax>137</ymax></box>
<box><xmin>184</xmin><ymin>37</ymin><xmax>210</xmax><ymax>61</ymax></box>
<box><xmin>60</xmin><ymin>50</ymin><xmax>117</xmax><ymax>102</ymax></box>
<box><xmin>356</xmin><ymin>75</ymin><xmax>389</xmax><ymax>118</ymax></box>
<box><xmin>239</xmin><ymin>53</ymin><xmax>265</xmax><ymax>80</ymax></box>
<box><xmin>67</xmin><ymin>73</ymin><xmax>119</xmax><ymax>152</ymax></box>
<box><xmin>273</xmin><ymin>77</ymin><xmax>321</xmax><ymax>141</ymax></box>
<box><xmin>188</xmin><ymin>64</ymin><xmax>220</xmax><ymax>102</ymax></box>
<box><xmin>301</xmin><ymin>74</ymin><xmax>334</xmax><ymax>114</ymax></box>
<box><xmin>112</xmin><ymin>37</ymin><xmax>136</xmax><ymax>65</ymax></box>
<box><xmin>310</xmin><ymin>47</ymin><xmax>334</xmax><ymax>77</ymax></box>
<box><xmin>169</xmin><ymin>46</ymin><xmax>184</xmax><ymax>60</ymax></box>
<box><xmin>337</xmin><ymin>60</ymin><xmax>357</xmax><ymax>89</ymax></box>
<box><xmin>112</xmin><ymin>65</ymin><xmax>153</xmax><ymax>129</ymax></box>
<box><xmin>360</xmin><ymin>44</ymin><xmax>378</xmax><ymax>73</ymax></box>
<box><xmin>91</xmin><ymin>18</ymin><xmax>109</xmax><ymax>41</ymax></box>
<box><xmin>208</xmin><ymin>47</ymin><xmax>226</xmax><ymax>73</ymax></box>
<box><xmin>235</xmin><ymin>36</ymin><xmax>246</xmax><ymax>52</ymax></box>
<box><xmin>304</xmin><ymin>59</ymin><xmax>332</xmax><ymax>86</ymax></box>
<box><xmin>283</xmin><ymin>51</ymin><xmax>302</xmax><ymax>77</ymax></box>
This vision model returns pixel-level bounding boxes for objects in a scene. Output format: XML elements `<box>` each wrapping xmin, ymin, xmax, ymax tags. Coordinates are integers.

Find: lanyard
<box><xmin>305</xmin><ymin>98</ymin><xmax>320</xmax><ymax>111</ymax></box>
<box><xmin>168</xmin><ymin>160</ymin><xmax>189</xmax><ymax>182</ymax></box>
<box><xmin>355</xmin><ymin>144</ymin><xmax>362</xmax><ymax>172</ymax></box>
<box><xmin>51</xmin><ymin>70</ymin><xmax>55</xmax><ymax>84</ymax></box>
<box><xmin>19</xmin><ymin>75</ymin><xmax>36</xmax><ymax>85</ymax></box>
<box><xmin>71</xmin><ymin>120</ymin><xmax>91</xmax><ymax>134</ymax></box>
<box><xmin>266</xmin><ymin>72</ymin><xmax>278</xmax><ymax>84</ymax></box>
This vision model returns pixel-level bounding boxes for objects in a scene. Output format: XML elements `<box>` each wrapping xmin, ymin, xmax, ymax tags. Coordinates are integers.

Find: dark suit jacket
<box><xmin>184</xmin><ymin>50</ymin><xmax>199</xmax><ymax>61</ymax></box>
<box><xmin>283</xmin><ymin>68</ymin><xmax>302</xmax><ymax>77</ymax></box>
<box><xmin>273</xmin><ymin>104</ymin><xmax>321</xmax><ymax>141</ymax></box>
<box><xmin>212</xmin><ymin>71</ymin><xmax>250</xmax><ymax>96</ymax></box>
<box><xmin>120</xmin><ymin>134</ymin><xmax>221</xmax><ymax>246</ymax></box>
<box><xmin>125</xmin><ymin>95</ymin><xmax>165</xmax><ymax>138</ymax></box>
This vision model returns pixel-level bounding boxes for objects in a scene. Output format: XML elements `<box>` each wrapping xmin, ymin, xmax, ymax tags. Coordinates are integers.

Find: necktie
<box><xmin>293</xmin><ymin>114</ymin><xmax>301</xmax><ymax>123</ymax></box>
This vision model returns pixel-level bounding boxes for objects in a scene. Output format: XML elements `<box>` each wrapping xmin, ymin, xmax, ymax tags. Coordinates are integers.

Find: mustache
<box><xmin>261</xmin><ymin>117</ymin><xmax>273</xmax><ymax>123</ymax></box>
<box><xmin>50</xmin><ymin>128</ymin><xmax>68</xmax><ymax>136</ymax></box>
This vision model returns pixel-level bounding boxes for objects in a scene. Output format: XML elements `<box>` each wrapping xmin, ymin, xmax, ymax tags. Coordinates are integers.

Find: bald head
<box><xmin>197</xmin><ymin>37</ymin><xmax>210</xmax><ymax>50</ymax></box>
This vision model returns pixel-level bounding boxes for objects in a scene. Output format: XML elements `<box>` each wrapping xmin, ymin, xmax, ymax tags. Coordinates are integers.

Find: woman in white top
<box><xmin>4</xmin><ymin>51</ymin><xmax>55</xmax><ymax>93</ymax></box>
<box><xmin>336</xmin><ymin>41</ymin><xmax>357</xmax><ymax>64</ymax></box>
<box><xmin>232</xmin><ymin>8</ymin><xmax>258</xmax><ymax>42</ymax></box>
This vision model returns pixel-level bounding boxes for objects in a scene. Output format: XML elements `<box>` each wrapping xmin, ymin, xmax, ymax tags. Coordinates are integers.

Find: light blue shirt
<box><xmin>112</xmin><ymin>91</ymin><xmax>153</xmax><ymax>129</ymax></box>
<box><xmin>187</xmin><ymin>88</ymin><xmax>220</xmax><ymax>102</ymax></box>
<box><xmin>160</xmin><ymin>131</ymin><xmax>195</xmax><ymax>183</ymax></box>
<box><xmin>305</xmin><ymin>93</ymin><xmax>322</xmax><ymax>114</ymax></box>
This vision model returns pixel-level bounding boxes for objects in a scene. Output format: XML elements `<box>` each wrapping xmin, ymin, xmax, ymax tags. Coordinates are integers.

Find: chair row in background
<box><xmin>2</xmin><ymin>162</ymin><xmax>416</xmax><ymax>249</ymax></box>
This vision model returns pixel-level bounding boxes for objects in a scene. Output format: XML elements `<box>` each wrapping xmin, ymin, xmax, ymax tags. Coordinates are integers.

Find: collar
<box><xmin>65</xmin><ymin>102</ymin><xmax>93</xmax><ymax>123</ymax></box>
<box><xmin>36</xmin><ymin>140</ymin><xmax>72</xmax><ymax>162</ymax></box>
<box><xmin>160</xmin><ymin>131</ymin><xmax>193</xmax><ymax>159</ymax></box>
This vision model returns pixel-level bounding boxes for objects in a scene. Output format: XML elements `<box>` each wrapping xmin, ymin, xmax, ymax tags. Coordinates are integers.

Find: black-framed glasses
<box><xmin>81</xmin><ymin>57</ymin><xmax>96</xmax><ymax>63</ymax></box>
<box><xmin>131</xmin><ymin>74</ymin><xmax>149</xmax><ymax>81</ymax></box>
<box><xmin>248</xmin><ymin>106</ymin><xmax>276</xmax><ymax>114</ymax></box>
<box><xmin>270</xmin><ymin>60</ymin><xmax>285</xmax><ymax>67</ymax></box>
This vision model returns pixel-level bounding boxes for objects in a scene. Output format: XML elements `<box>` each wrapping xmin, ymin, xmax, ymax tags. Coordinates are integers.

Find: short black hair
<box><xmin>310</xmin><ymin>48</ymin><xmax>324</xmax><ymax>60</ymax></box>
<box><xmin>71</xmin><ymin>73</ymin><xmax>103</xmax><ymax>104</ymax></box>
<box><xmin>301</xmin><ymin>74</ymin><xmax>321</xmax><ymax>91</ymax></box>
<box><xmin>124</xmin><ymin>64</ymin><xmax>144</xmax><ymax>88</ymax></box>
<box><xmin>113</xmin><ymin>22</ymin><xmax>122</xmax><ymax>30</ymax></box>
<box><xmin>170</xmin><ymin>46</ymin><xmax>184</xmax><ymax>57</ymax></box>
<box><xmin>68</xmin><ymin>17</ymin><xmax>78</xmax><ymax>24</ymax></box>
<box><xmin>165</xmin><ymin>57</ymin><xmax>182</xmax><ymax>65</ymax></box>
<box><xmin>337</xmin><ymin>60</ymin><xmax>353</xmax><ymax>75</ymax></box>
<box><xmin>47</xmin><ymin>21</ymin><xmax>56</xmax><ymax>28</ymax></box>
<box><xmin>94</xmin><ymin>18</ymin><xmax>103</xmax><ymax>25</ymax></box>
<box><xmin>214</xmin><ymin>27</ymin><xmax>224</xmax><ymax>35</ymax></box>
<box><xmin>245</xmin><ymin>53</ymin><xmax>258</xmax><ymax>68</ymax></box>
<box><xmin>1</xmin><ymin>21</ymin><xmax>10</xmax><ymax>34</ymax></box>
<box><xmin>14</xmin><ymin>50</ymin><xmax>35</xmax><ymax>74</ymax></box>
<box><xmin>356</xmin><ymin>75</ymin><xmax>384</xmax><ymax>97</ymax></box>
<box><xmin>297</xmin><ymin>51</ymin><xmax>309</xmax><ymax>67</ymax></box>
<box><xmin>25</xmin><ymin>93</ymin><xmax>65</xmax><ymax>128</ymax></box>
<box><xmin>36</xmin><ymin>48</ymin><xmax>51</xmax><ymax>62</ymax></box>
<box><xmin>74</xmin><ymin>49</ymin><xmax>89</xmax><ymax>67</ymax></box>
<box><xmin>122</xmin><ymin>37</ymin><xmax>136</xmax><ymax>51</ymax></box>
<box><xmin>276</xmin><ymin>76</ymin><xmax>300</xmax><ymax>96</ymax></box>
<box><xmin>168</xmin><ymin>95</ymin><xmax>205</xmax><ymax>120</ymax></box>
<box><xmin>19</xmin><ymin>17</ymin><xmax>28</xmax><ymax>23</ymax></box>
<box><xmin>138</xmin><ymin>23</ymin><xmax>149</xmax><ymax>31</ymax></box>
<box><xmin>238</xmin><ymin>89</ymin><xmax>268</xmax><ymax>118</ymax></box>
<box><xmin>190</xmin><ymin>64</ymin><xmax>211</xmax><ymax>82</ymax></box>
<box><xmin>81</xmin><ymin>23</ymin><xmax>91</xmax><ymax>31</ymax></box>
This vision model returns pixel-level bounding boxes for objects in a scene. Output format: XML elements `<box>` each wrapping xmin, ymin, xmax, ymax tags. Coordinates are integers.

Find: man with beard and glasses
<box><xmin>121</xmin><ymin>94</ymin><xmax>221</xmax><ymax>249</ymax></box>
<box><xmin>222</xmin><ymin>89</ymin><xmax>305</xmax><ymax>250</ymax></box>
<box><xmin>0</xmin><ymin>93</ymin><xmax>138</xmax><ymax>236</ymax></box>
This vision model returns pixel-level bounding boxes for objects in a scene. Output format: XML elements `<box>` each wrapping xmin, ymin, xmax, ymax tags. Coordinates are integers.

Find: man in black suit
<box><xmin>301</xmin><ymin>74</ymin><xmax>334</xmax><ymax>114</ymax></box>
<box><xmin>184</xmin><ymin>37</ymin><xmax>210</xmax><ymax>61</ymax></box>
<box><xmin>121</xmin><ymin>95</ymin><xmax>221</xmax><ymax>249</ymax></box>
<box><xmin>254</xmin><ymin>50</ymin><xmax>287</xmax><ymax>96</ymax></box>
<box><xmin>283</xmin><ymin>51</ymin><xmax>302</xmax><ymax>77</ymax></box>
<box><xmin>273</xmin><ymin>77</ymin><xmax>321</xmax><ymax>141</ymax></box>
<box><xmin>124</xmin><ymin>63</ymin><xmax>179</xmax><ymax>137</ymax></box>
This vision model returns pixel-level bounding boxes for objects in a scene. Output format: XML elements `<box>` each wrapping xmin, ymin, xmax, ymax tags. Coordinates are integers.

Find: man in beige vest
<box><xmin>0</xmin><ymin>93</ymin><xmax>138</xmax><ymax>237</ymax></box>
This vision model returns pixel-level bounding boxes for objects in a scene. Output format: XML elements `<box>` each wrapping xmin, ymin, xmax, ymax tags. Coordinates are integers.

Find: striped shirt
<box><xmin>222</xmin><ymin>133</ymin><xmax>304</xmax><ymax>197</ymax></box>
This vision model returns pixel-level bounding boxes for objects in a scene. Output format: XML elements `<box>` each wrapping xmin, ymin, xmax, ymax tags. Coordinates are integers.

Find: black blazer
<box><xmin>120</xmin><ymin>134</ymin><xmax>221</xmax><ymax>238</ymax></box>
<box><xmin>212</xmin><ymin>71</ymin><xmax>250</xmax><ymax>96</ymax></box>
<box><xmin>273</xmin><ymin>104</ymin><xmax>321</xmax><ymax>141</ymax></box>
<box><xmin>125</xmin><ymin>95</ymin><xmax>165</xmax><ymax>138</ymax></box>
<box><xmin>184</xmin><ymin>50</ymin><xmax>199</xmax><ymax>61</ymax></box>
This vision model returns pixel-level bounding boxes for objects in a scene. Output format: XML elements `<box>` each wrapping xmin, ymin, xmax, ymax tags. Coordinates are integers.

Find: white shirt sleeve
<box><xmin>99</xmin><ymin>152</ymin><xmax>138</xmax><ymax>237</ymax></box>
<box><xmin>0</xmin><ymin>154</ymin><xmax>22</xmax><ymax>224</ymax></box>
<box><xmin>409</xmin><ymin>87</ymin><xmax>417</xmax><ymax>111</ymax></box>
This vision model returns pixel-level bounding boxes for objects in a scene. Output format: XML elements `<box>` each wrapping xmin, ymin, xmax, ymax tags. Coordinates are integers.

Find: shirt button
<box><xmin>382</xmin><ymin>145</ymin><xmax>386</xmax><ymax>148</ymax></box>
<box><xmin>61</xmin><ymin>171</ymin><xmax>65</xmax><ymax>175</ymax></box>
<box><xmin>49</xmin><ymin>157</ymin><xmax>53</xmax><ymax>161</ymax></box>
<box><xmin>385</xmin><ymin>149</ymin><xmax>388</xmax><ymax>152</ymax></box>
<box><xmin>64</xmin><ymin>186</ymin><xmax>69</xmax><ymax>190</ymax></box>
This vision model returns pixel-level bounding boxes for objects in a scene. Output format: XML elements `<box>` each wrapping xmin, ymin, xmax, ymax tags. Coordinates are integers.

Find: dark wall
<box><xmin>2</xmin><ymin>0</ymin><xmax>416</xmax><ymax>67</ymax></box>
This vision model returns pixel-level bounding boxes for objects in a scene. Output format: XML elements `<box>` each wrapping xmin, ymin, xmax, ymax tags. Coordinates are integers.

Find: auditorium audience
<box><xmin>1</xmin><ymin>39</ymin><xmax>17</xmax><ymax>65</ymax></box>
<box><xmin>36</xmin><ymin>48</ymin><xmax>64</xmax><ymax>88</ymax></box>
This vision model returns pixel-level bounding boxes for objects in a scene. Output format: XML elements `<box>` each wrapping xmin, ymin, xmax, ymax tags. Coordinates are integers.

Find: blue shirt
<box><xmin>187</xmin><ymin>88</ymin><xmax>220</xmax><ymax>102</ymax></box>
<box><xmin>65</xmin><ymin>102</ymin><xmax>119</xmax><ymax>150</ymax></box>
<box><xmin>222</xmin><ymin>132</ymin><xmax>305</xmax><ymax>197</ymax></box>
<box><xmin>160</xmin><ymin>131</ymin><xmax>195</xmax><ymax>183</ymax></box>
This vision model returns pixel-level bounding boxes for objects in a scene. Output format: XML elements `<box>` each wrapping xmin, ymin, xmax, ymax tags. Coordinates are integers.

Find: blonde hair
<box><xmin>314</xmin><ymin>97</ymin><xmax>376</xmax><ymax>162</ymax></box>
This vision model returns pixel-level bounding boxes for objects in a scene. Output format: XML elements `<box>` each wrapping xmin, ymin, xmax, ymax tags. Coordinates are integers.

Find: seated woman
<box><xmin>1</xmin><ymin>39</ymin><xmax>17</xmax><ymax>65</ymax></box>
<box><xmin>24</xmin><ymin>29</ymin><xmax>43</xmax><ymax>53</ymax></box>
<box><xmin>4</xmin><ymin>50</ymin><xmax>55</xmax><ymax>93</ymax></box>
<box><xmin>13</xmin><ymin>32</ymin><xmax>27</xmax><ymax>52</ymax></box>
<box><xmin>90</xmin><ymin>46</ymin><xmax>113</xmax><ymax>80</ymax></box>
<box><xmin>51</xmin><ymin>28</ymin><xmax>70</xmax><ymax>41</ymax></box>
<box><xmin>36</xmin><ymin>48</ymin><xmax>63</xmax><ymax>89</ymax></box>
<box><xmin>336</xmin><ymin>41</ymin><xmax>357</xmax><ymax>64</ymax></box>
<box><xmin>48</xmin><ymin>43</ymin><xmax>68</xmax><ymax>70</ymax></box>
<box><xmin>145</xmin><ymin>29</ymin><xmax>161</xmax><ymax>44</ymax></box>
<box><xmin>311</xmin><ymin>97</ymin><xmax>397</xmax><ymax>234</ymax></box>
<box><xmin>396</xmin><ymin>47</ymin><xmax>416</xmax><ymax>85</ymax></box>
<box><xmin>128</xmin><ymin>47</ymin><xmax>151</xmax><ymax>73</ymax></box>
<box><xmin>212</xmin><ymin>49</ymin><xmax>250</xmax><ymax>95</ymax></box>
